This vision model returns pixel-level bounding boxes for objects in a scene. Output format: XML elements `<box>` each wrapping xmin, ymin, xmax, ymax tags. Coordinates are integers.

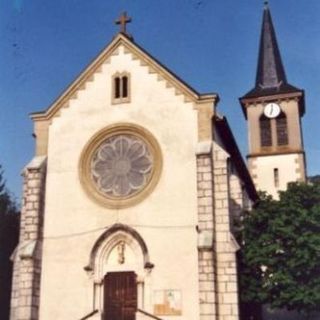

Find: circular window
<box><xmin>79</xmin><ymin>124</ymin><xmax>162</xmax><ymax>208</ymax></box>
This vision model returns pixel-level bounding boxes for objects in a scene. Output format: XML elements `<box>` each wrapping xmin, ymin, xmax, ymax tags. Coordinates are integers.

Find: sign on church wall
<box><xmin>153</xmin><ymin>290</ymin><xmax>182</xmax><ymax>316</ymax></box>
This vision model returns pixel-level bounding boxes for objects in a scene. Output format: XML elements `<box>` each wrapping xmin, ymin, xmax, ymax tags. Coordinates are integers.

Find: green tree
<box><xmin>308</xmin><ymin>175</ymin><xmax>320</xmax><ymax>185</ymax></box>
<box><xmin>238</xmin><ymin>182</ymin><xmax>320</xmax><ymax>319</ymax></box>
<box><xmin>0</xmin><ymin>166</ymin><xmax>20</xmax><ymax>320</ymax></box>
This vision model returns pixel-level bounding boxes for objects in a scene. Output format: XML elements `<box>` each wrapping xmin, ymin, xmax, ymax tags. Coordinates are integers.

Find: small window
<box><xmin>115</xmin><ymin>77</ymin><xmax>121</xmax><ymax>99</ymax></box>
<box><xmin>274</xmin><ymin>168</ymin><xmax>279</xmax><ymax>188</ymax></box>
<box><xmin>112</xmin><ymin>72</ymin><xmax>130</xmax><ymax>104</ymax></box>
<box><xmin>276</xmin><ymin>112</ymin><xmax>288</xmax><ymax>146</ymax></box>
<box><xmin>122</xmin><ymin>76</ymin><xmax>128</xmax><ymax>98</ymax></box>
<box><xmin>260</xmin><ymin>115</ymin><xmax>272</xmax><ymax>147</ymax></box>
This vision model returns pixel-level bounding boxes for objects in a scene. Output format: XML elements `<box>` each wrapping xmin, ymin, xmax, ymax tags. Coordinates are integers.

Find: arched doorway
<box><xmin>85</xmin><ymin>224</ymin><xmax>154</xmax><ymax>318</ymax></box>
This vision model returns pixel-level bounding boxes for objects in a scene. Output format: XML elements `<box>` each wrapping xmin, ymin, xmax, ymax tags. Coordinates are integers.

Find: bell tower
<box><xmin>240</xmin><ymin>2</ymin><xmax>306</xmax><ymax>199</ymax></box>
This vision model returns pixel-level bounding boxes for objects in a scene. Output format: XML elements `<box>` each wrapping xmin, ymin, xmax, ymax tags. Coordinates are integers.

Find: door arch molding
<box><xmin>84</xmin><ymin>223</ymin><xmax>154</xmax><ymax>274</ymax></box>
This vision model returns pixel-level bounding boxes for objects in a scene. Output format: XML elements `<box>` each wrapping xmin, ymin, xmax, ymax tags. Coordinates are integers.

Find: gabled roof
<box><xmin>215</xmin><ymin>116</ymin><xmax>258</xmax><ymax>202</ymax></box>
<box><xmin>31</xmin><ymin>33</ymin><xmax>218</xmax><ymax>121</ymax></box>
<box><xmin>240</xmin><ymin>4</ymin><xmax>304</xmax><ymax>117</ymax></box>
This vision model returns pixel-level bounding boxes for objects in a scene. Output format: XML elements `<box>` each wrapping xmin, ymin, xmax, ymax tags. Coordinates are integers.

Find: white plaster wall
<box><xmin>39</xmin><ymin>45</ymin><xmax>200</xmax><ymax>320</ymax></box>
<box><xmin>250</xmin><ymin>153</ymin><xmax>301</xmax><ymax>199</ymax></box>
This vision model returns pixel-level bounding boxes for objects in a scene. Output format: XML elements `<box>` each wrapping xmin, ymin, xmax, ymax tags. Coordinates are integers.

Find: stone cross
<box><xmin>115</xmin><ymin>12</ymin><xmax>132</xmax><ymax>35</ymax></box>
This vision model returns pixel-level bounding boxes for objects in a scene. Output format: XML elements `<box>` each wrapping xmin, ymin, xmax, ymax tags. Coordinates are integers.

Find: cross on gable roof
<box><xmin>115</xmin><ymin>12</ymin><xmax>132</xmax><ymax>35</ymax></box>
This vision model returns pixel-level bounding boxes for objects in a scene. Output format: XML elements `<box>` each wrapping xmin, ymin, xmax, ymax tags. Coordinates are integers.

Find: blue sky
<box><xmin>1</xmin><ymin>0</ymin><xmax>320</xmax><ymax>199</ymax></box>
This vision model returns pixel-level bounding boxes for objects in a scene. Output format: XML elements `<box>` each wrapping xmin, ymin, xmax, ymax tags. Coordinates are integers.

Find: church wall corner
<box><xmin>194</xmin><ymin>101</ymin><xmax>216</xmax><ymax>142</ymax></box>
<box><xmin>196</xmin><ymin>151</ymin><xmax>217</xmax><ymax>320</ymax></box>
<box><xmin>212</xmin><ymin>143</ymin><xmax>240</xmax><ymax>320</ymax></box>
<box><xmin>195</xmin><ymin>142</ymin><xmax>242</xmax><ymax>320</ymax></box>
<box><xmin>10</xmin><ymin>159</ymin><xmax>47</xmax><ymax>320</ymax></box>
<box><xmin>33</xmin><ymin>120</ymin><xmax>50</xmax><ymax>157</ymax></box>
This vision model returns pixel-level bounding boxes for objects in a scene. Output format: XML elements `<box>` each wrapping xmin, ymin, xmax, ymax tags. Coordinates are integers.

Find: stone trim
<box><xmin>240</xmin><ymin>91</ymin><xmax>303</xmax><ymax>109</ymax></box>
<box><xmin>10</xmin><ymin>157</ymin><xmax>47</xmax><ymax>320</ymax></box>
<box><xmin>85</xmin><ymin>223</ymin><xmax>152</xmax><ymax>272</ymax></box>
<box><xmin>79</xmin><ymin>123</ymin><xmax>163</xmax><ymax>209</ymax></box>
<box><xmin>196</xmin><ymin>141</ymin><xmax>213</xmax><ymax>156</ymax></box>
<box><xmin>85</xmin><ymin>224</ymin><xmax>151</xmax><ymax>315</ymax></box>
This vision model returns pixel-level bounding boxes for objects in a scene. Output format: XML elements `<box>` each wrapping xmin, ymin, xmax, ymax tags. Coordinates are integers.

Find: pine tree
<box><xmin>0</xmin><ymin>166</ymin><xmax>20</xmax><ymax>320</ymax></box>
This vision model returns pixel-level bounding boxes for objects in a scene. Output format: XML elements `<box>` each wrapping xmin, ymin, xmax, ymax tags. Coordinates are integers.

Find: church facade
<box><xmin>10</xmin><ymin>4</ymin><xmax>309</xmax><ymax>320</ymax></box>
<box><xmin>9</xmin><ymin>15</ymin><xmax>258</xmax><ymax>320</ymax></box>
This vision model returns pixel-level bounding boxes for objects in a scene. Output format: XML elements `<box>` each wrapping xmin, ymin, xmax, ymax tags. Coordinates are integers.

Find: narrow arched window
<box><xmin>122</xmin><ymin>76</ymin><xmax>128</xmax><ymax>98</ymax></box>
<box><xmin>274</xmin><ymin>168</ymin><xmax>279</xmax><ymax>187</ymax></box>
<box><xmin>276</xmin><ymin>112</ymin><xmax>288</xmax><ymax>146</ymax></box>
<box><xmin>260</xmin><ymin>115</ymin><xmax>272</xmax><ymax>147</ymax></box>
<box><xmin>114</xmin><ymin>77</ymin><xmax>121</xmax><ymax>99</ymax></box>
<box><xmin>112</xmin><ymin>72</ymin><xmax>130</xmax><ymax>104</ymax></box>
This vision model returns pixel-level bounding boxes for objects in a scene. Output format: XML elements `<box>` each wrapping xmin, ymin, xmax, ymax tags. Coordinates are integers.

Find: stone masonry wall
<box><xmin>196</xmin><ymin>147</ymin><xmax>217</xmax><ymax>320</ymax></box>
<box><xmin>212</xmin><ymin>144</ymin><xmax>240</xmax><ymax>320</ymax></box>
<box><xmin>10</xmin><ymin>157</ymin><xmax>46</xmax><ymax>320</ymax></box>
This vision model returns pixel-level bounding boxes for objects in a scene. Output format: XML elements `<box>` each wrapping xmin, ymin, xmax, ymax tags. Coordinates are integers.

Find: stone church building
<box><xmin>10</xmin><ymin>3</ymin><xmax>306</xmax><ymax>320</ymax></box>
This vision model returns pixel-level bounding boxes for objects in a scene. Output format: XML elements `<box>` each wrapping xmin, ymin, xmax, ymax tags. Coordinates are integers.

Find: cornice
<box><xmin>247</xmin><ymin>149</ymin><xmax>305</xmax><ymax>158</ymax></box>
<box><xmin>240</xmin><ymin>90</ymin><xmax>303</xmax><ymax>106</ymax></box>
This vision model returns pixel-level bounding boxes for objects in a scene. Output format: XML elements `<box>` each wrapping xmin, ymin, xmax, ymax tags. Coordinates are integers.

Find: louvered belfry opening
<box><xmin>260</xmin><ymin>115</ymin><xmax>272</xmax><ymax>147</ymax></box>
<box><xmin>276</xmin><ymin>112</ymin><xmax>288</xmax><ymax>146</ymax></box>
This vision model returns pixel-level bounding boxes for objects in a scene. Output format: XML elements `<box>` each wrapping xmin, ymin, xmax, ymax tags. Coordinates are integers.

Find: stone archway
<box><xmin>85</xmin><ymin>223</ymin><xmax>153</xmax><ymax>273</ymax></box>
<box><xmin>85</xmin><ymin>224</ymin><xmax>154</xmax><ymax>315</ymax></box>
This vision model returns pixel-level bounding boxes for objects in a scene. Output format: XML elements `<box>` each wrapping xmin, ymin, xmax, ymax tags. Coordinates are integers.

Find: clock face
<box><xmin>264</xmin><ymin>103</ymin><xmax>281</xmax><ymax>118</ymax></box>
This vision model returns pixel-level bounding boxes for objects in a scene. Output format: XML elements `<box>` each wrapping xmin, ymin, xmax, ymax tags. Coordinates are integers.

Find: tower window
<box><xmin>260</xmin><ymin>115</ymin><xmax>272</xmax><ymax>147</ymax></box>
<box><xmin>112</xmin><ymin>72</ymin><xmax>130</xmax><ymax>104</ymax></box>
<box><xmin>276</xmin><ymin>112</ymin><xmax>288</xmax><ymax>146</ymax></box>
<box><xmin>274</xmin><ymin>168</ymin><xmax>279</xmax><ymax>188</ymax></box>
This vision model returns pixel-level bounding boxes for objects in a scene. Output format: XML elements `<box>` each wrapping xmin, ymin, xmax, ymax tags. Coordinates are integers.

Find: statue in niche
<box><xmin>117</xmin><ymin>241</ymin><xmax>126</xmax><ymax>264</ymax></box>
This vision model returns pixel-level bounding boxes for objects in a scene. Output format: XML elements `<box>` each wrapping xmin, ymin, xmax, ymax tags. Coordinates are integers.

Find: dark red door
<box><xmin>104</xmin><ymin>272</ymin><xmax>137</xmax><ymax>320</ymax></box>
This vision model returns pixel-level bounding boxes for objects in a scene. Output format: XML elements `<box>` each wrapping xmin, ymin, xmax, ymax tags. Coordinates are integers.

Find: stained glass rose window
<box><xmin>91</xmin><ymin>134</ymin><xmax>153</xmax><ymax>197</ymax></box>
<box><xmin>80</xmin><ymin>124</ymin><xmax>162</xmax><ymax>208</ymax></box>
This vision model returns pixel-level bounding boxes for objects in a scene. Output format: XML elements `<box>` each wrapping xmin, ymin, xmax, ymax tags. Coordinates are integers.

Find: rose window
<box><xmin>91</xmin><ymin>134</ymin><xmax>153</xmax><ymax>198</ymax></box>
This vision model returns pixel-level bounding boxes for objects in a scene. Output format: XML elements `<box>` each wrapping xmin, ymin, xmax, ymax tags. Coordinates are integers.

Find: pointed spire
<box><xmin>242</xmin><ymin>3</ymin><xmax>301</xmax><ymax>99</ymax></box>
<box><xmin>256</xmin><ymin>3</ymin><xmax>287</xmax><ymax>89</ymax></box>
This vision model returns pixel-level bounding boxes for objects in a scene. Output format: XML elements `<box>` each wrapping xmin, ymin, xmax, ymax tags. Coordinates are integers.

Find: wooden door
<box><xmin>104</xmin><ymin>272</ymin><xmax>137</xmax><ymax>320</ymax></box>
